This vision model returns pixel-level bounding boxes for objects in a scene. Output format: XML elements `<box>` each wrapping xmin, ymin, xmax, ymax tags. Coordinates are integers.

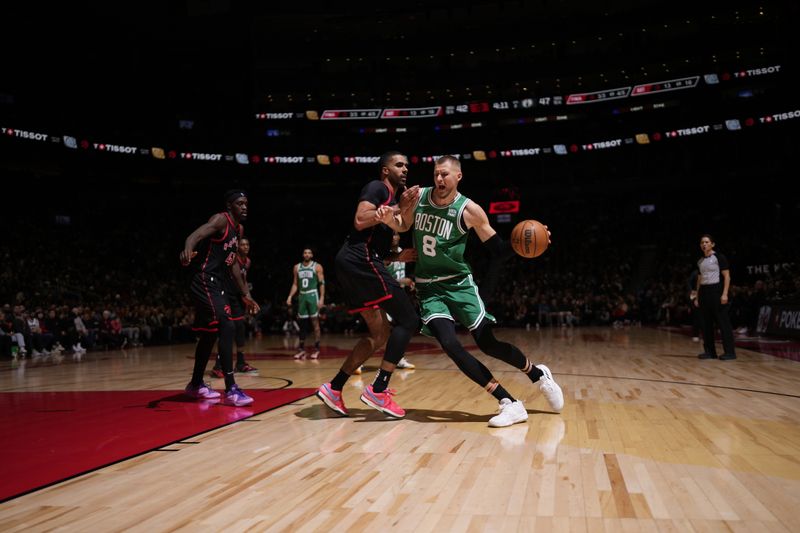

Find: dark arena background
<box><xmin>2</xmin><ymin>2</ymin><xmax>800</xmax><ymax>531</ymax></box>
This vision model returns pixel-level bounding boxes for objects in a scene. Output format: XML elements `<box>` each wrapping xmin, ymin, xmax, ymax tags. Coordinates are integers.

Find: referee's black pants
<box><xmin>699</xmin><ymin>284</ymin><xmax>736</xmax><ymax>356</ymax></box>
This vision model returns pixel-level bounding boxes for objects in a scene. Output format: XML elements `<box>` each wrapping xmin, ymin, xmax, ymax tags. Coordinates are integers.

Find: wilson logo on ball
<box><xmin>511</xmin><ymin>219</ymin><xmax>549</xmax><ymax>258</ymax></box>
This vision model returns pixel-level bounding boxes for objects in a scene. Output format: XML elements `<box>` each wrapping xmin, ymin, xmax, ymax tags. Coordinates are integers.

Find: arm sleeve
<box><xmin>717</xmin><ymin>253</ymin><xmax>730</xmax><ymax>270</ymax></box>
<box><xmin>483</xmin><ymin>233</ymin><xmax>515</xmax><ymax>260</ymax></box>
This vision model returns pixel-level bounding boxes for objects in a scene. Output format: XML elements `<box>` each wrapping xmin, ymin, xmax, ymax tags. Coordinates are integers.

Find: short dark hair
<box><xmin>435</xmin><ymin>155</ymin><xmax>461</xmax><ymax>168</ymax></box>
<box><xmin>700</xmin><ymin>233</ymin><xmax>714</xmax><ymax>243</ymax></box>
<box><xmin>378</xmin><ymin>151</ymin><xmax>405</xmax><ymax>172</ymax></box>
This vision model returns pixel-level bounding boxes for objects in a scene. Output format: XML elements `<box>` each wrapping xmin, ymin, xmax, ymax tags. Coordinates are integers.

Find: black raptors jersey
<box><xmin>193</xmin><ymin>212</ymin><xmax>238</xmax><ymax>286</ymax></box>
<box><xmin>345</xmin><ymin>180</ymin><xmax>398</xmax><ymax>259</ymax></box>
<box><xmin>224</xmin><ymin>255</ymin><xmax>250</xmax><ymax>296</ymax></box>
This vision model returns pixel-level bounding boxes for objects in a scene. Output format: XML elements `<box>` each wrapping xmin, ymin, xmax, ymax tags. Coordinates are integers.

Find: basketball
<box><xmin>510</xmin><ymin>219</ymin><xmax>549</xmax><ymax>258</ymax></box>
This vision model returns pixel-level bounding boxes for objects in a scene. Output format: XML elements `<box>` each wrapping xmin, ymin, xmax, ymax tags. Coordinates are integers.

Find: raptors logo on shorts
<box><xmin>190</xmin><ymin>212</ymin><xmax>240</xmax><ymax>332</ymax></box>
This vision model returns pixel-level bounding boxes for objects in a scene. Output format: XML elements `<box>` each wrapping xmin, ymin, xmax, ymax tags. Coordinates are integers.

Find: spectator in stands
<box><xmin>25</xmin><ymin>310</ymin><xmax>51</xmax><ymax>356</ymax></box>
<box><xmin>1</xmin><ymin>309</ymin><xmax>27</xmax><ymax>356</ymax></box>
<box><xmin>71</xmin><ymin>308</ymin><xmax>89</xmax><ymax>354</ymax></box>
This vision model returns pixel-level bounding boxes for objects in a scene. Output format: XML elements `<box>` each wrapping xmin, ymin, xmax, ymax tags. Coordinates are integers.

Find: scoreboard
<box><xmin>566</xmin><ymin>87</ymin><xmax>631</xmax><ymax>105</ymax></box>
<box><xmin>381</xmin><ymin>107</ymin><xmax>442</xmax><ymax>118</ymax></box>
<box><xmin>632</xmin><ymin>76</ymin><xmax>699</xmax><ymax>96</ymax></box>
<box><xmin>321</xmin><ymin>109</ymin><xmax>382</xmax><ymax>120</ymax></box>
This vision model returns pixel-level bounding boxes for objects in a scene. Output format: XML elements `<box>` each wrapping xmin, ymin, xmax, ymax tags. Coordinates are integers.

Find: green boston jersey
<box><xmin>387</xmin><ymin>260</ymin><xmax>405</xmax><ymax>281</ymax></box>
<box><xmin>297</xmin><ymin>261</ymin><xmax>319</xmax><ymax>293</ymax></box>
<box><xmin>413</xmin><ymin>187</ymin><xmax>472</xmax><ymax>282</ymax></box>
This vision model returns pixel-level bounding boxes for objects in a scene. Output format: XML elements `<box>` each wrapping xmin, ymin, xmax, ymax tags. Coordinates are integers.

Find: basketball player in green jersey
<box><xmin>412</xmin><ymin>155</ymin><xmax>564</xmax><ymax>427</ymax></box>
<box><xmin>286</xmin><ymin>248</ymin><xmax>325</xmax><ymax>359</ymax></box>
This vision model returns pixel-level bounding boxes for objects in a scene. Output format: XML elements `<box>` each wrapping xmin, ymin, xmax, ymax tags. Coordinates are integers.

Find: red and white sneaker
<box><xmin>309</xmin><ymin>350</ymin><xmax>320</xmax><ymax>359</ymax></box>
<box><xmin>360</xmin><ymin>385</ymin><xmax>405</xmax><ymax>418</ymax></box>
<box><xmin>316</xmin><ymin>383</ymin><xmax>348</xmax><ymax>416</ymax></box>
<box><xmin>293</xmin><ymin>350</ymin><xmax>307</xmax><ymax>360</ymax></box>
<box><xmin>209</xmin><ymin>367</ymin><xmax>224</xmax><ymax>379</ymax></box>
<box><xmin>235</xmin><ymin>362</ymin><xmax>258</xmax><ymax>373</ymax></box>
<box><xmin>184</xmin><ymin>381</ymin><xmax>221</xmax><ymax>400</ymax></box>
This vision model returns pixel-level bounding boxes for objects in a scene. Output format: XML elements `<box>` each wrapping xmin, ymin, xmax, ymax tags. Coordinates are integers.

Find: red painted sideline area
<box><xmin>0</xmin><ymin>388</ymin><xmax>315</xmax><ymax>502</ymax></box>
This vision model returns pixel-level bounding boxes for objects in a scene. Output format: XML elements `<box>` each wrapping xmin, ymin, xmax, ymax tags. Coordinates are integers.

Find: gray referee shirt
<box><xmin>697</xmin><ymin>252</ymin><xmax>729</xmax><ymax>285</ymax></box>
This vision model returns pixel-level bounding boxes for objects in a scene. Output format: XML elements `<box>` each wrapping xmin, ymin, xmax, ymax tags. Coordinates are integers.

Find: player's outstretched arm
<box><xmin>180</xmin><ymin>213</ymin><xmax>227</xmax><ymax>266</ymax></box>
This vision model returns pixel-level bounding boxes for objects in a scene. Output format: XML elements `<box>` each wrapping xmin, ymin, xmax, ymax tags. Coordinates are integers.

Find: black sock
<box><xmin>314</xmin><ymin>340</ymin><xmax>320</xmax><ymax>350</ymax></box>
<box><xmin>523</xmin><ymin>359</ymin><xmax>544</xmax><ymax>382</ymax></box>
<box><xmin>236</xmin><ymin>351</ymin><xmax>245</xmax><ymax>366</ymax></box>
<box><xmin>372</xmin><ymin>369</ymin><xmax>392</xmax><ymax>393</ymax></box>
<box><xmin>224</xmin><ymin>372</ymin><xmax>235</xmax><ymax>391</ymax></box>
<box><xmin>487</xmin><ymin>382</ymin><xmax>515</xmax><ymax>402</ymax></box>
<box><xmin>330</xmin><ymin>370</ymin><xmax>350</xmax><ymax>391</ymax></box>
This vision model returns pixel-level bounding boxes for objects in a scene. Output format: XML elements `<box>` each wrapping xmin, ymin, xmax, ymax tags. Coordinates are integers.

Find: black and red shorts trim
<box><xmin>190</xmin><ymin>274</ymin><xmax>232</xmax><ymax>332</ymax></box>
<box><xmin>335</xmin><ymin>244</ymin><xmax>400</xmax><ymax>314</ymax></box>
<box><xmin>225</xmin><ymin>293</ymin><xmax>245</xmax><ymax>321</ymax></box>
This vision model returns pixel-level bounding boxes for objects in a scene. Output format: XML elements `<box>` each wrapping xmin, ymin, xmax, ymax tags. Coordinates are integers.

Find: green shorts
<box><xmin>416</xmin><ymin>274</ymin><xmax>495</xmax><ymax>336</ymax></box>
<box><xmin>297</xmin><ymin>291</ymin><xmax>319</xmax><ymax>318</ymax></box>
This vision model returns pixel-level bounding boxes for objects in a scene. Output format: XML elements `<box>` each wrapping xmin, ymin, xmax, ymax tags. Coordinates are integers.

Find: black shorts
<box><xmin>226</xmin><ymin>291</ymin><xmax>245</xmax><ymax>321</ymax></box>
<box><xmin>190</xmin><ymin>273</ymin><xmax>232</xmax><ymax>332</ymax></box>
<box><xmin>335</xmin><ymin>243</ymin><xmax>400</xmax><ymax>313</ymax></box>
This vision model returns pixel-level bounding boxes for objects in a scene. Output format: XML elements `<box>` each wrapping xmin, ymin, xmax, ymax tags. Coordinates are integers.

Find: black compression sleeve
<box><xmin>483</xmin><ymin>233</ymin><xmax>514</xmax><ymax>260</ymax></box>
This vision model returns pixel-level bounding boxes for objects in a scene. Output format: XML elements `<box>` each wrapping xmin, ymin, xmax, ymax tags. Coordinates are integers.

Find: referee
<box><xmin>693</xmin><ymin>234</ymin><xmax>737</xmax><ymax>360</ymax></box>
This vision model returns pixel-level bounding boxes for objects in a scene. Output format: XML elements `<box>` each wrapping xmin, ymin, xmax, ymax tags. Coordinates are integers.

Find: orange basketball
<box><xmin>510</xmin><ymin>219</ymin><xmax>549</xmax><ymax>258</ymax></box>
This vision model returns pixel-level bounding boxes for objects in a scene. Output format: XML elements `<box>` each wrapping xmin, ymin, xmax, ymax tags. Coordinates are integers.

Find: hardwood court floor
<box><xmin>1</xmin><ymin>326</ymin><xmax>799</xmax><ymax>532</ymax></box>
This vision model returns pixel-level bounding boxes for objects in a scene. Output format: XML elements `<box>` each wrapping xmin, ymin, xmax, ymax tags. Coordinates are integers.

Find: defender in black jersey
<box><xmin>180</xmin><ymin>190</ymin><xmax>260</xmax><ymax>406</ymax></box>
<box><xmin>210</xmin><ymin>237</ymin><xmax>258</xmax><ymax>377</ymax></box>
<box><xmin>316</xmin><ymin>151</ymin><xmax>420</xmax><ymax>419</ymax></box>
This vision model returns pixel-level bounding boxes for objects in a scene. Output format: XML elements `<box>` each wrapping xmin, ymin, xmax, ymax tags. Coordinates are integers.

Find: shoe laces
<box><xmin>497</xmin><ymin>398</ymin><xmax>513</xmax><ymax>412</ymax></box>
<box><xmin>371</xmin><ymin>386</ymin><xmax>396</xmax><ymax>398</ymax></box>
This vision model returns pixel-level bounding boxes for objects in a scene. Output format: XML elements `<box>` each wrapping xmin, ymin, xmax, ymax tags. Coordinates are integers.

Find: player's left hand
<box><xmin>375</xmin><ymin>205</ymin><xmax>394</xmax><ymax>224</ymax></box>
<box><xmin>243</xmin><ymin>295</ymin><xmax>260</xmax><ymax>315</ymax></box>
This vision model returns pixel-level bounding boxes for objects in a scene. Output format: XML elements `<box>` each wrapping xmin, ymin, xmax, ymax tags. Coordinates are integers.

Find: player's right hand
<box><xmin>180</xmin><ymin>250</ymin><xmax>197</xmax><ymax>266</ymax></box>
